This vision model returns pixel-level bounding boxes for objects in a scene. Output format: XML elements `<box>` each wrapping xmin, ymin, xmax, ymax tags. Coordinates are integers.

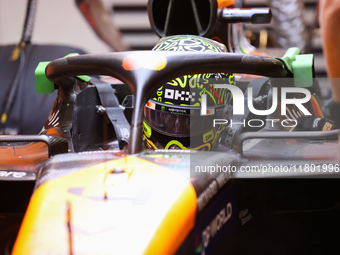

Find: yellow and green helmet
<box><xmin>143</xmin><ymin>35</ymin><xmax>235</xmax><ymax>151</ymax></box>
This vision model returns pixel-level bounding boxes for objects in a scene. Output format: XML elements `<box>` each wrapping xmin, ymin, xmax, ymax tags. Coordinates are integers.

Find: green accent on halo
<box><xmin>63</xmin><ymin>53</ymin><xmax>91</xmax><ymax>82</ymax></box>
<box><xmin>292</xmin><ymin>54</ymin><xmax>314</xmax><ymax>87</ymax></box>
<box><xmin>35</xmin><ymin>53</ymin><xmax>91</xmax><ymax>94</ymax></box>
<box><xmin>276</xmin><ymin>47</ymin><xmax>314</xmax><ymax>87</ymax></box>
<box><xmin>77</xmin><ymin>75</ymin><xmax>91</xmax><ymax>82</ymax></box>
<box><xmin>64</xmin><ymin>53</ymin><xmax>79</xmax><ymax>58</ymax></box>
<box><xmin>35</xmin><ymin>61</ymin><xmax>54</xmax><ymax>94</ymax></box>
<box><xmin>277</xmin><ymin>47</ymin><xmax>300</xmax><ymax>74</ymax></box>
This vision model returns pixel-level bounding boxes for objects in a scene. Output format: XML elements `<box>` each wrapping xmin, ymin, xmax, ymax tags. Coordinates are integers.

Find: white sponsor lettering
<box><xmin>0</xmin><ymin>171</ymin><xmax>26</xmax><ymax>178</ymax></box>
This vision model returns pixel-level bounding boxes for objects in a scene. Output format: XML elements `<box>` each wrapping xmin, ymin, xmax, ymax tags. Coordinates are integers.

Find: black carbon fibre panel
<box><xmin>72</xmin><ymin>86</ymin><xmax>105</xmax><ymax>152</ymax></box>
<box><xmin>35</xmin><ymin>151</ymin><xmax>120</xmax><ymax>190</ymax></box>
<box><xmin>48</xmin><ymin>136</ymin><xmax>68</xmax><ymax>156</ymax></box>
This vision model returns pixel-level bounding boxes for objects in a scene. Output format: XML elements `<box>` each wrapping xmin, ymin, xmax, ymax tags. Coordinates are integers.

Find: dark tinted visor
<box><xmin>144</xmin><ymin>100</ymin><xmax>226</xmax><ymax>137</ymax></box>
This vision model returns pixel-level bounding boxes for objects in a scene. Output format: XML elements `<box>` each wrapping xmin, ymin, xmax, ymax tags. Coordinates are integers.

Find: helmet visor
<box><xmin>144</xmin><ymin>100</ymin><xmax>226</xmax><ymax>137</ymax></box>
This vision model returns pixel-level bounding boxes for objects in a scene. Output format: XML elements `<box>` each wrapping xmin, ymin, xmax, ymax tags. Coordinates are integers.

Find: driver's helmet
<box><xmin>143</xmin><ymin>35</ymin><xmax>235</xmax><ymax>151</ymax></box>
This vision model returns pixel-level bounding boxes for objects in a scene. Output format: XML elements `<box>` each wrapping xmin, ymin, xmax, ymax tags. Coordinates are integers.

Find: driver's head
<box><xmin>143</xmin><ymin>35</ymin><xmax>235</xmax><ymax>151</ymax></box>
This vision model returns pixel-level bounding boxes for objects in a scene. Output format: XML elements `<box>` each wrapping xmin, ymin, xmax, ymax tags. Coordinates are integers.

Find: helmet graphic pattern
<box><xmin>144</xmin><ymin>35</ymin><xmax>235</xmax><ymax>151</ymax></box>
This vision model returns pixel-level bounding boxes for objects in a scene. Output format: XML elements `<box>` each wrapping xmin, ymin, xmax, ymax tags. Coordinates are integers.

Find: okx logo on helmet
<box><xmin>143</xmin><ymin>35</ymin><xmax>235</xmax><ymax>151</ymax></box>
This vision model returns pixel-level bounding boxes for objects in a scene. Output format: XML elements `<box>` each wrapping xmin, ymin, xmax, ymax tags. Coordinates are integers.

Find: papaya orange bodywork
<box><xmin>13</xmin><ymin>156</ymin><xmax>197</xmax><ymax>255</ymax></box>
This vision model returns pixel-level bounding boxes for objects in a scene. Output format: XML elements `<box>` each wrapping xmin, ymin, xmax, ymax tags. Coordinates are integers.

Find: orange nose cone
<box><xmin>122</xmin><ymin>52</ymin><xmax>167</xmax><ymax>71</ymax></box>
